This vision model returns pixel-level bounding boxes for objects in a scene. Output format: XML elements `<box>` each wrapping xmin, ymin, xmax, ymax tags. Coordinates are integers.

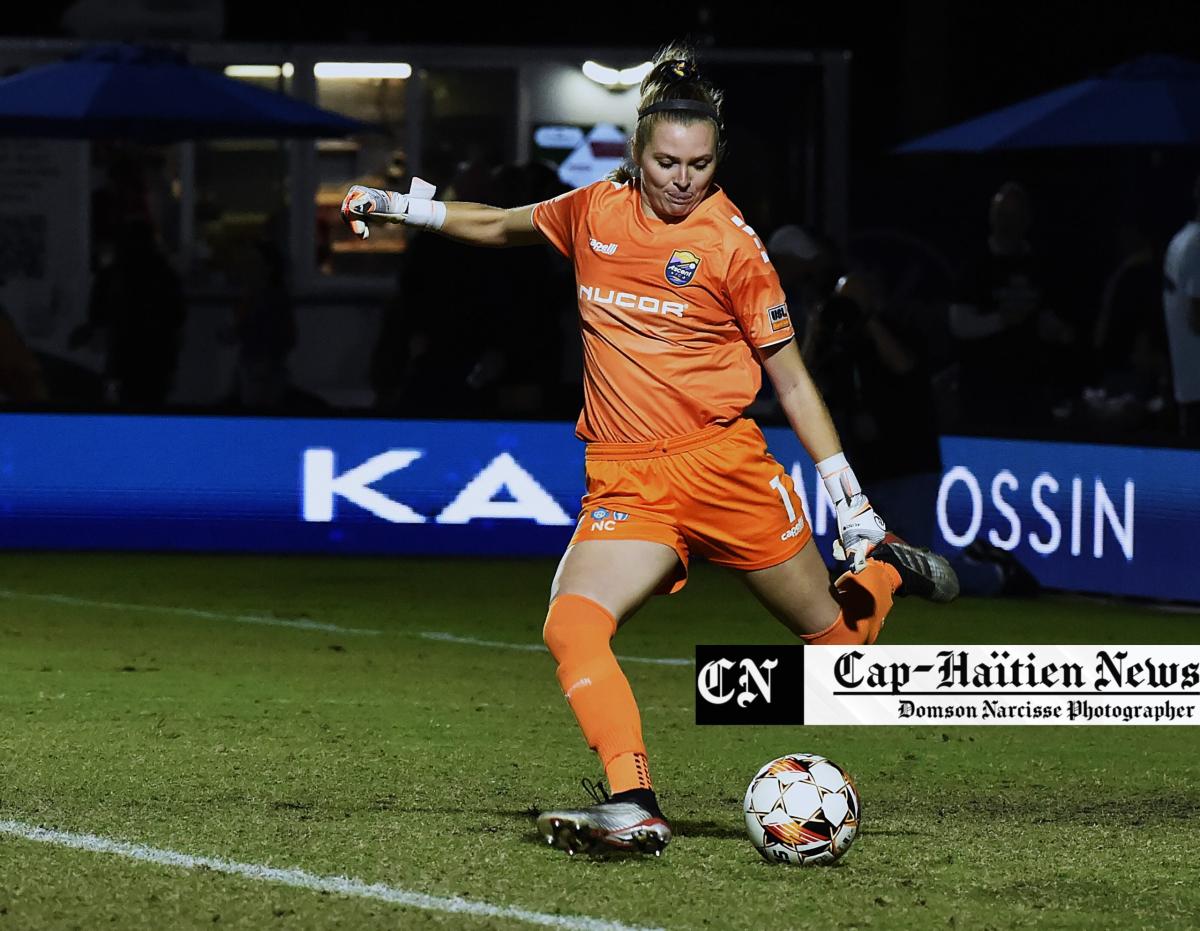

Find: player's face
<box><xmin>637</xmin><ymin>120</ymin><xmax>717</xmax><ymax>221</ymax></box>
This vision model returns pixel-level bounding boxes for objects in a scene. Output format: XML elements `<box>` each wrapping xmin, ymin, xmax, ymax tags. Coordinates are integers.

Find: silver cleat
<box><xmin>870</xmin><ymin>538</ymin><xmax>960</xmax><ymax>603</ymax></box>
<box><xmin>537</xmin><ymin>796</ymin><xmax>671</xmax><ymax>857</ymax></box>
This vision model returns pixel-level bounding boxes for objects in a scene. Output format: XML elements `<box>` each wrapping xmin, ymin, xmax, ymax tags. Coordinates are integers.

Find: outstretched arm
<box><xmin>439</xmin><ymin>202</ymin><xmax>544</xmax><ymax>248</ymax></box>
<box><xmin>759</xmin><ymin>338</ymin><xmax>842</xmax><ymax>465</ymax></box>
<box><xmin>760</xmin><ymin>339</ymin><xmax>888</xmax><ymax>571</ymax></box>
<box><xmin>341</xmin><ymin>180</ymin><xmax>544</xmax><ymax>248</ymax></box>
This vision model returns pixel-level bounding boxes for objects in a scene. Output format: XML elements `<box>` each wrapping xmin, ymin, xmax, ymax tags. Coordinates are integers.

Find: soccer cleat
<box><xmin>868</xmin><ymin>535</ymin><xmax>960</xmax><ymax>603</ymax></box>
<box><xmin>536</xmin><ymin>781</ymin><xmax>672</xmax><ymax>857</ymax></box>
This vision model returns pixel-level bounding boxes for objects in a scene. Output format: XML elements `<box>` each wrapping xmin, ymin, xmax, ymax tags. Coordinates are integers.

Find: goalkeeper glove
<box><xmin>817</xmin><ymin>452</ymin><xmax>888</xmax><ymax>573</ymax></box>
<box><xmin>340</xmin><ymin>177</ymin><xmax>444</xmax><ymax>239</ymax></box>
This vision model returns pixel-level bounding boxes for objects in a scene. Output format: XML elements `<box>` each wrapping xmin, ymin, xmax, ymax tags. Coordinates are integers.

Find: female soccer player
<box><xmin>342</xmin><ymin>46</ymin><xmax>958</xmax><ymax>858</ymax></box>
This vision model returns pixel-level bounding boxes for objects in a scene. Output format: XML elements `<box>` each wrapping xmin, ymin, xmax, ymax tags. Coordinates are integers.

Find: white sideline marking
<box><xmin>0</xmin><ymin>820</ymin><xmax>661</xmax><ymax>931</ymax></box>
<box><xmin>0</xmin><ymin>589</ymin><xmax>381</xmax><ymax>636</ymax></box>
<box><xmin>418</xmin><ymin>631</ymin><xmax>691</xmax><ymax>667</ymax></box>
<box><xmin>0</xmin><ymin>589</ymin><xmax>689</xmax><ymax>663</ymax></box>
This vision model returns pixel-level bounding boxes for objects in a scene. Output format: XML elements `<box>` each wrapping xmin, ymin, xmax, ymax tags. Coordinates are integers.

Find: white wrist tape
<box><xmin>404</xmin><ymin>198</ymin><xmax>447</xmax><ymax>230</ymax></box>
<box><xmin>816</xmin><ymin>452</ymin><xmax>862</xmax><ymax>505</ymax></box>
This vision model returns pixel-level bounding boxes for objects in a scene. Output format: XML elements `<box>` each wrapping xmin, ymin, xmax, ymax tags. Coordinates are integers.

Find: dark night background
<box><xmin>7</xmin><ymin>1</ymin><xmax>1199</xmax><ymax>151</ymax></box>
<box><xmin>3</xmin><ymin>0</ymin><xmax>1198</xmax><ymax>423</ymax></box>
<box><xmin>8</xmin><ymin>0</ymin><xmax>1196</xmax><ymax>248</ymax></box>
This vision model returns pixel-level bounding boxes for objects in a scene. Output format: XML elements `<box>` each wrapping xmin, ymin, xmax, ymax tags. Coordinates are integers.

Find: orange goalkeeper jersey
<box><xmin>532</xmin><ymin>179</ymin><xmax>794</xmax><ymax>443</ymax></box>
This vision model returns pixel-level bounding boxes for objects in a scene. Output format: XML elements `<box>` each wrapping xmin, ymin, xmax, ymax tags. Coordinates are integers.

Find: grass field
<box><xmin>2</xmin><ymin>552</ymin><xmax>1199</xmax><ymax>930</ymax></box>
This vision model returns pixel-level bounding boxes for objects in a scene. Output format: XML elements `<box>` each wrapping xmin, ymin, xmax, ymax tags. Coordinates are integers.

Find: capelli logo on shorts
<box><xmin>780</xmin><ymin>518</ymin><xmax>806</xmax><ymax>541</ymax></box>
<box><xmin>695</xmin><ymin>645</ymin><xmax>804</xmax><ymax>725</ymax></box>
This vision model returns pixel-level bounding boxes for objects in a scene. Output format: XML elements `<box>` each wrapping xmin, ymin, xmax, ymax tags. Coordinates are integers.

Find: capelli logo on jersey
<box><xmin>589</xmin><ymin>238</ymin><xmax>618</xmax><ymax>255</ymax></box>
<box><xmin>579</xmin><ymin>284</ymin><xmax>687</xmax><ymax>318</ymax></box>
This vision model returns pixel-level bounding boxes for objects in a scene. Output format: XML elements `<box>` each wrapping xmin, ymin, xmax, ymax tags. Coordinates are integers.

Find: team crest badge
<box><xmin>665</xmin><ymin>250</ymin><xmax>701</xmax><ymax>287</ymax></box>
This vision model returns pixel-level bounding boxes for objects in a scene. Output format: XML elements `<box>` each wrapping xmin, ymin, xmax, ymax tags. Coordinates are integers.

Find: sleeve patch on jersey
<box><xmin>767</xmin><ymin>303</ymin><xmax>791</xmax><ymax>332</ymax></box>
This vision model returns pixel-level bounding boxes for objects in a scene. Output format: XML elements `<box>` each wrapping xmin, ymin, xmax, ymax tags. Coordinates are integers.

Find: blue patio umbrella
<box><xmin>896</xmin><ymin>55</ymin><xmax>1200</xmax><ymax>153</ymax></box>
<box><xmin>0</xmin><ymin>43</ymin><xmax>375</xmax><ymax>140</ymax></box>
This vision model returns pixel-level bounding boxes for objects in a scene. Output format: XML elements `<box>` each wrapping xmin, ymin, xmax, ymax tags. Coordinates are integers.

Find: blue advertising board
<box><xmin>0</xmin><ymin>414</ymin><xmax>583</xmax><ymax>556</ymax></box>
<box><xmin>930</xmin><ymin>437</ymin><xmax>1198</xmax><ymax>605</ymax></box>
<box><xmin>0</xmin><ymin>414</ymin><xmax>1197</xmax><ymax>602</ymax></box>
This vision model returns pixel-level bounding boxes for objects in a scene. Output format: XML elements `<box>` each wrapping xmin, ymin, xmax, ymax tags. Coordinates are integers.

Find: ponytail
<box><xmin>609</xmin><ymin>42</ymin><xmax>726</xmax><ymax>184</ymax></box>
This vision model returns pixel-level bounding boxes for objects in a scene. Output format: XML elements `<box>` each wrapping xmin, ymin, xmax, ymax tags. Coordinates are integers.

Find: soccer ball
<box><xmin>743</xmin><ymin>753</ymin><xmax>861</xmax><ymax>865</ymax></box>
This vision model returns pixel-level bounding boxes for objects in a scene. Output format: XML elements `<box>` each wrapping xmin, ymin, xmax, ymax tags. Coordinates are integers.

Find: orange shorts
<box><xmin>569</xmin><ymin>418</ymin><xmax>812</xmax><ymax>593</ymax></box>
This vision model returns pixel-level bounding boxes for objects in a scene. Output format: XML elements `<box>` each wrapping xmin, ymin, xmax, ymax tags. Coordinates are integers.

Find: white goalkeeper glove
<box><xmin>340</xmin><ymin>177</ymin><xmax>444</xmax><ymax>239</ymax></box>
<box><xmin>818</xmin><ymin>452</ymin><xmax>888</xmax><ymax>573</ymax></box>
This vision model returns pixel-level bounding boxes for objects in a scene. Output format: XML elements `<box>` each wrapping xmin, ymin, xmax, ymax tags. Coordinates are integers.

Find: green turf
<box><xmin>1</xmin><ymin>553</ymin><xmax>1198</xmax><ymax>930</ymax></box>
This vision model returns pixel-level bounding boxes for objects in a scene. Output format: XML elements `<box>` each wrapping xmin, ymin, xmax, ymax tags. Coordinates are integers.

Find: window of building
<box><xmin>189</xmin><ymin>66</ymin><xmax>290</xmax><ymax>288</ymax></box>
<box><xmin>315</xmin><ymin>65</ymin><xmax>410</xmax><ymax>278</ymax></box>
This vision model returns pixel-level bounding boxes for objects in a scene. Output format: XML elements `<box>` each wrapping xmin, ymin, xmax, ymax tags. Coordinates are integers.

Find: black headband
<box><xmin>637</xmin><ymin>99</ymin><xmax>721</xmax><ymax>125</ymax></box>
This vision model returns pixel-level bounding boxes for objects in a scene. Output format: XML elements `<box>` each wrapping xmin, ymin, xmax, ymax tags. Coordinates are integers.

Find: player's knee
<box><xmin>542</xmin><ymin>605</ymin><xmax>566</xmax><ymax>656</ymax></box>
<box><xmin>542</xmin><ymin>593</ymin><xmax>615</xmax><ymax>660</ymax></box>
<box><xmin>775</xmin><ymin>599</ymin><xmax>840</xmax><ymax>641</ymax></box>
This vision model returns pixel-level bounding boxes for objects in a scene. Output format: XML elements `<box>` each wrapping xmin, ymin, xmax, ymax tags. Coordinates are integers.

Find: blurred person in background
<box><xmin>803</xmin><ymin>270</ymin><xmax>941</xmax><ymax>532</ymax></box>
<box><xmin>462</xmin><ymin>162</ymin><xmax>571</xmax><ymax>417</ymax></box>
<box><xmin>91</xmin><ymin>149</ymin><xmax>154</xmax><ymax>267</ymax></box>
<box><xmin>0</xmin><ymin>295</ymin><xmax>49</xmax><ymax>404</ymax></box>
<box><xmin>232</xmin><ymin>241</ymin><xmax>295</xmax><ymax>410</ymax></box>
<box><xmin>1163</xmin><ymin>174</ymin><xmax>1200</xmax><ymax>439</ymax></box>
<box><xmin>767</xmin><ymin>225</ymin><xmax>841</xmax><ymax>327</ymax></box>
<box><xmin>523</xmin><ymin>160</ymin><xmax>583</xmax><ymax>420</ymax></box>
<box><xmin>1084</xmin><ymin>221</ymin><xmax>1169</xmax><ymax>433</ymax></box>
<box><xmin>341</xmin><ymin>44</ymin><xmax>958</xmax><ymax>858</ymax></box>
<box><xmin>806</xmin><ymin>271</ymin><xmax>1014</xmax><ymax>596</ymax></box>
<box><xmin>71</xmin><ymin>219</ymin><xmax>185</xmax><ymax>407</ymax></box>
<box><xmin>751</xmin><ymin>224</ymin><xmax>841</xmax><ymax>420</ymax></box>
<box><xmin>370</xmin><ymin>157</ymin><xmax>501</xmax><ymax>417</ymax></box>
<box><xmin>949</xmin><ymin>182</ymin><xmax>1074</xmax><ymax>433</ymax></box>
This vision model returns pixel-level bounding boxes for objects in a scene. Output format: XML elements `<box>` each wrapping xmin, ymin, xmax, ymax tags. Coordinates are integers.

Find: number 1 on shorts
<box><xmin>769</xmin><ymin>475</ymin><xmax>797</xmax><ymax>522</ymax></box>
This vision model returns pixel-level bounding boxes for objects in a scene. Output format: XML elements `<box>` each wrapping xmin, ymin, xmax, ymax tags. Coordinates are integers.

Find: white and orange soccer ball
<box><xmin>743</xmin><ymin>753</ymin><xmax>861</xmax><ymax>866</ymax></box>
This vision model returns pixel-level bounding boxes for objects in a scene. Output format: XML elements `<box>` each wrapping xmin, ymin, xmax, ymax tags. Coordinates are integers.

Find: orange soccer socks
<box><xmin>802</xmin><ymin>558</ymin><xmax>902</xmax><ymax>646</ymax></box>
<box><xmin>542</xmin><ymin>593</ymin><xmax>652</xmax><ymax>794</ymax></box>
